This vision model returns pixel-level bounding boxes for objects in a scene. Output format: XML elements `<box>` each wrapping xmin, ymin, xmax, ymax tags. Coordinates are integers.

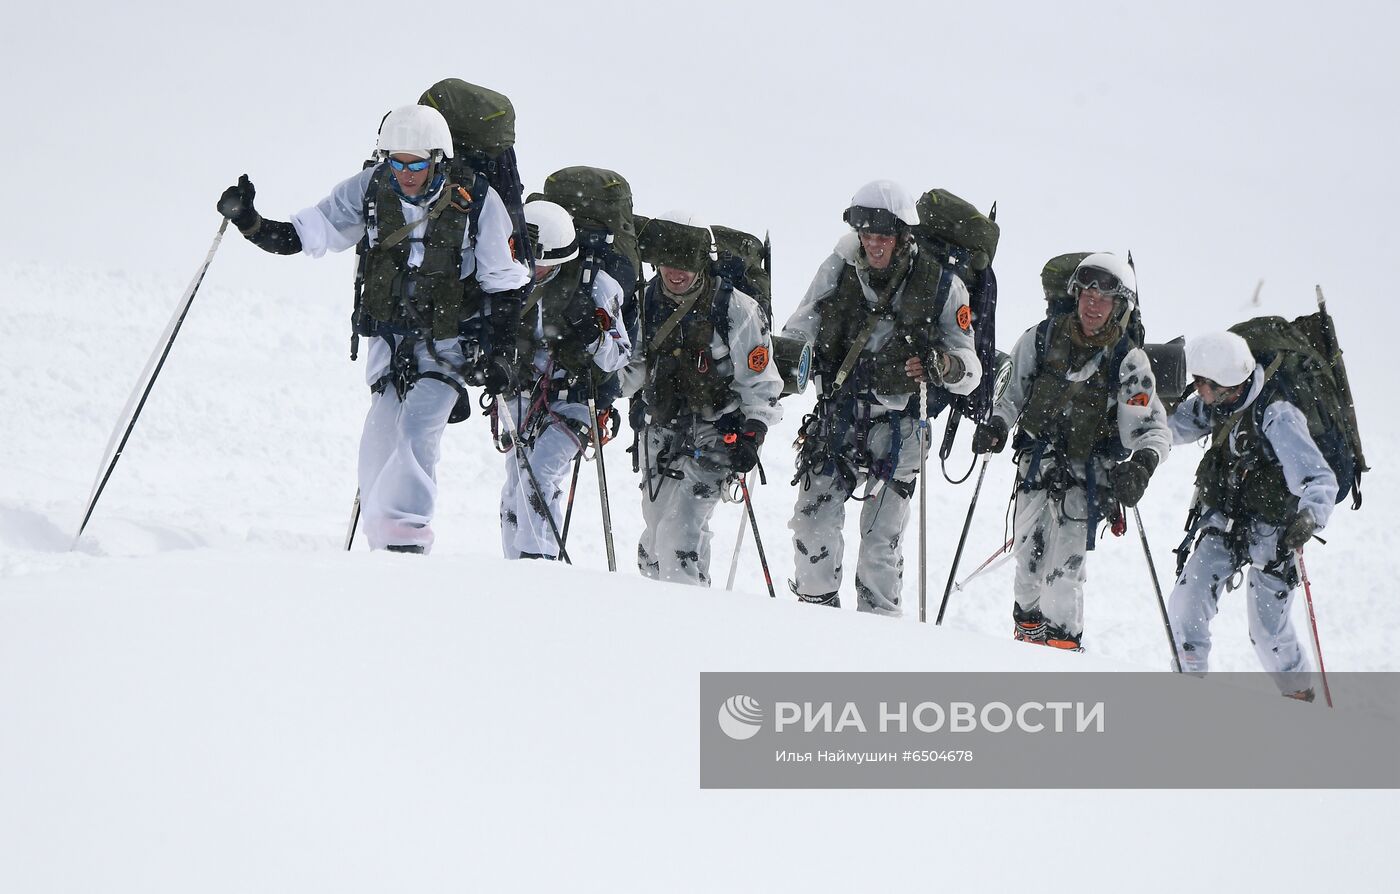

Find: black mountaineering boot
<box><xmin>1013</xmin><ymin>604</ymin><xmax>1048</xmax><ymax>644</ymax></box>
<box><xmin>799</xmin><ymin>591</ymin><xmax>841</xmax><ymax>608</ymax></box>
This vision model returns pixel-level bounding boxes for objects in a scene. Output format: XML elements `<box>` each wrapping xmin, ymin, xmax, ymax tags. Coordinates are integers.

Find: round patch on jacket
<box><xmin>956</xmin><ymin>305</ymin><xmax>972</xmax><ymax>331</ymax></box>
<box><xmin>1127</xmin><ymin>392</ymin><xmax>1150</xmax><ymax>407</ymax></box>
<box><xmin>747</xmin><ymin>346</ymin><xmax>770</xmax><ymax>372</ymax></box>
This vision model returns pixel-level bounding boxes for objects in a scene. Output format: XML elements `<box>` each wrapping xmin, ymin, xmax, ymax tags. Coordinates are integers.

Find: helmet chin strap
<box><xmin>390</xmin><ymin>163</ymin><xmax>445</xmax><ymax>206</ymax></box>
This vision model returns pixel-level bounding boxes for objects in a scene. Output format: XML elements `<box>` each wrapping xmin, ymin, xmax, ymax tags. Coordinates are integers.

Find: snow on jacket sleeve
<box><xmin>1115</xmin><ymin>346</ymin><xmax>1171</xmax><ymax>464</ymax></box>
<box><xmin>617</xmin><ymin>282</ymin><xmax>651</xmax><ymax>399</ymax></box>
<box><xmin>934</xmin><ymin>272</ymin><xmax>980</xmax><ymax>397</ymax></box>
<box><xmin>585</xmin><ymin>271</ymin><xmax>632</xmax><ymax>374</ymax></box>
<box><xmin>291</xmin><ymin>168</ymin><xmax>376</xmax><ymax>258</ymax></box>
<box><xmin>726</xmin><ymin>289</ymin><xmax>784</xmax><ymax>429</ymax></box>
<box><xmin>1261</xmin><ymin>400</ymin><xmax>1338</xmax><ymax>528</ymax></box>
<box><xmin>471</xmin><ymin>186</ymin><xmax>531</xmax><ymax>294</ymax></box>
<box><xmin>1168</xmin><ymin>393</ymin><xmax>1212</xmax><ymax>445</ymax></box>
<box><xmin>992</xmin><ymin>325</ymin><xmax>1040</xmax><ymax>430</ymax></box>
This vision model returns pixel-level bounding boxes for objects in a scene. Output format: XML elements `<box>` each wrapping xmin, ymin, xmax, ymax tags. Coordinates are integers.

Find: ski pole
<box><xmin>953</xmin><ymin>536</ymin><xmax>1014</xmax><ymax>592</ymax></box>
<box><xmin>345</xmin><ymin>488</ymin><xmax>361</xmax><ymax>551</ymax></box>
<box><xmin>1133</xmin><ymin>506</ymin><xmax>1182</xmax><ymax>673</ymax></box>
<box><xmin>918</xmin><ymin>380</ymin><xmax>929</xmax><ymax>622</ymax></box>
<box><xmin>558</xmin><ymin>452</ymin><xmax>584</xmax><ymax>548</ymax></box>
<box><xmin>738</xmin><ymin>473</ymin><xmax>775</xmax><ymax>597</ymax></box>
<box><xmin>497</xmin><ymin>393</ymin><xmax>572</xmax><ymax>564</ymax></box>
<box><xmin>1296</xmin><ymin>550</ymin><xmax>1334</xmax><ymax>708</ymax></box>
<box><xmin>935</xmin><ymin>455</ymin><xmax>990</xmax><ymax>625</ymax></box>
<box><xmin>74</xmin><ymin>219</ymin><xmax>230</xmax><ymax>546</ymax></box>
<box><xmin>725</xmin><ymin>503</ymin><xmax>747</xmax><ymax>591</ymax></box>
<box><xmin>586</xmin><ymin>377</ymin><xmax>617</xmax><ymax>572</ymax></box>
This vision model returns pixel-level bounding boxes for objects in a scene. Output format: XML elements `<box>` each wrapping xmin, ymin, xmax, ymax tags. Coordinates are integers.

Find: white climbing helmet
<box><xmin>844</xmin><ymin>179</ymin><xmax>920</xmax><ymax>232</ymax></box>
<box><xmin>1069</xmin><ymin>252</ymin><xmax>1138</xmax><ymax>307</ymax></box>
<box><xmin>377</xmin><ymin>105</ymin><xmax>454</xmax><ymax>160</ymax></box>
<box><xmin>524</xmin><ymin>200</ymin><xmax>578</xmax><ymax>267</ymax></box>
<box><xmin>1187</xmin><ymin>331</ymin><xmax>1256</xmax><ymax>388</ymax></box>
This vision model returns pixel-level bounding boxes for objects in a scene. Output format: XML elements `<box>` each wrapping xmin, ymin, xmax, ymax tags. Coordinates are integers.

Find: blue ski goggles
<box><xmin>386</xmin><ymin>157</ymin><xmax>432</xmax><ymax>173</ymax></box>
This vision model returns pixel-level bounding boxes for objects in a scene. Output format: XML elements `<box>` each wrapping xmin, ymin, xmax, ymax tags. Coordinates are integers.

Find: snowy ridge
<box><xmin>2</xmin><ymin>258</ymin><xmax>1396</xmax><ymax>890</ymax></box>
<box><xmin>3</xmin><ymin>260</ymin><xmax>1392</xmax><ymax>670</ymax></box>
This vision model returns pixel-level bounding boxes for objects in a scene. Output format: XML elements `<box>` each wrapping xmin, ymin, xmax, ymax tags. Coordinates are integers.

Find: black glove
<box><xmin>1281</xmin><ymin>509</ymin><xmax>1317</xmax><ymax>551</ymax></box>
<box><xmin>560</xmin><ymin>290</ymin><xmax>602</xmax><ymax>344</ymax></box>
<box><xmin>972</xmin><ymin>416</ymin><xmax>1008</xmax><ymax>455</ymax></box>
<box><xmin>628</xmin><ymin>398</ymin><xmax>648</xmax><ymax>432</ymax></box>
<box><xmin>727</xmin><ymin>419</ymin><xmax>766</xmax><ymax>474</ymax></box>
<box><xmin>482</xmin><ymin>355</ymin><xmax>515</xmax><ymax>395</ymax></box>
<box><xmin>1110</xmin><ymin>450</ymin><xmax>1159</xmax><ymax>507</ymax></box>
<box><xmin>217</xmin><ymin>174</ymin><xmax>260</xmax><ymax>232</ymax></box>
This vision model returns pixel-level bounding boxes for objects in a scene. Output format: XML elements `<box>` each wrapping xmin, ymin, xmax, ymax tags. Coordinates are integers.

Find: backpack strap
<box><xmin>649</xmin><ymin>288</ymin><xmax>705</xmax><ymax>350</ymax></box>
<box><xmin>1209</xmin><ymin>354</ymin><xmax>1283</xmax><ymax>453</ymax></box>
<box><xmin>709</xmin><ymin>277</ymin><xmax>734</xmax><ymax>343</ymax></box>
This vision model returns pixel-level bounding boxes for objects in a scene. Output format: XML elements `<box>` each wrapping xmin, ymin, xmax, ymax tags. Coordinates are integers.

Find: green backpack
<box><xmin>633</xmin><ymin>214</ymin><xmax>771</xmax><ymax>321</ymax></box>
<box><xmin>914</xmin><ymin>188</ymin><xmax>999</xmax><ymax>291</ymax></box>
<box><xmin>417</xmin><ymin>78</ymin><xmax>529</xmax><ymax>265</ymax></box>
<box><xmin>530</xmin><ymin>166</ymin><xmax>640</xmax><ymax>306</ymax></box>
<box><xmin>711</xmin><ymin>224</ymin><xmax>771</xmax><ymax>319</ymax></box>
<box><xmin>1228</xmin><ymin>310</ymin><xmax>1367</xmax><ymax>507</ymax></box>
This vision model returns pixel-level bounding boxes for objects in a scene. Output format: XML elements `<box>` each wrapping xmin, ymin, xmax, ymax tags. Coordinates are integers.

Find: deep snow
<box><xmin>4</xmin><ymin>1</ymin><xmax>1400</xmax><ymax>890</ymax></box>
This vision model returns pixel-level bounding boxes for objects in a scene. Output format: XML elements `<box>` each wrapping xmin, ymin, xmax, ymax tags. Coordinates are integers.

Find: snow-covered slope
<box><xmin>1</xmin><ymin>252</ymin><xmax>1397</xmax><ymax>890</ymax></box>
<box><xmin>4</xmin><ymin>261</ymin><xmax>1393</xmax><ymax>671</ymax></box>
<box><xmin>4</xmin><ymin>540</ymin><xmax>1397</xmax><ymax>892</ymax></box>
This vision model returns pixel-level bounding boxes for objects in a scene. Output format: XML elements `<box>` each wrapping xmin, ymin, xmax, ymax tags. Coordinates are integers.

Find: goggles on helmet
<box><xmin>844</xmin><ymin>206</ymin><xmax>902</xmax><ymax>236</ymax></box>
<box><xmin>1073</xmin><ymin>266</ymin><xmax>1123</xmax><ymax>295</ymax></box>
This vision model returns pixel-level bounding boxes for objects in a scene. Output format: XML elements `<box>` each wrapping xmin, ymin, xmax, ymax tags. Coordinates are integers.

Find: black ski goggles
<box><xmin>843</xmin><ymin>206</ymin><xmax>902</xmax><ymax>236</ymax></box>
<box><xmin>1073</xmin><ymin>266</ymin><xmax>1122</xmax><ymax>294</ymax></box>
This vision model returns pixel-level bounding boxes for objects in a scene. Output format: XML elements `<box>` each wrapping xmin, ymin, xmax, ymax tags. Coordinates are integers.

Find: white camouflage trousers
<box><xmin>499</xmin><ymin>397</ymin><xmax>589</xmax><ymax>560</ymax></box>
<box><xmin>1009</xmin><ymin>455</ymin><xmax>1111</xmax><ymax>638</ymax></box>
<box><xmin>637</xmin><ymin>421</ymin><xmax>734</xmax><ymax>587</ymax></box>
<box><xmin>1168</xmin><ymin>515</ymin><xmax>1313</xmax><ymax>688</ymax></box>
<box><xmin>357</xmin><ymin>377</ymin><xmax>458</xmax><ymax>553</ymax></box>
<box><xmin>789</xmin><ymin>414</ymin><xmax>925</xmax><ymax>615</ymax></box>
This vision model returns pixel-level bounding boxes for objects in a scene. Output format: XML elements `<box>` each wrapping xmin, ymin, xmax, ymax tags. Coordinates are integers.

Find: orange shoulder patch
<box><xmin>747</xmin><ymin>345</ymin><xmax>770</xmax><ymax>373</ymax></box>
<box><xmin>956</xmin><ymin>305</ymin><xmax>972</xmax><ymax>332</ymax></box>
<box><xmin>1127</xmin><ymin>392</ymin><xmax>1150</xmax><ymax>407</ymax></box>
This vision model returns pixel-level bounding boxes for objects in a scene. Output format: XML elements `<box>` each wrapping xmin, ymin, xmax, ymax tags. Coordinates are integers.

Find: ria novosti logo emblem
<box><xmin>718</xmin><ymin>695</ymin><xmax>765</xmax><ymax>741</ymax></box>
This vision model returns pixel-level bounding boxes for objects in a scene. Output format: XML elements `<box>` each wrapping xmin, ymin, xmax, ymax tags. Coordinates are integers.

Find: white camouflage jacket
<box><xmin>781</xmin><ymin>232</ymin><xmax>980</xmax><ymax>414</ymax></box>
<box><xmin>994</xmin><ymin>322</ymin><xmax>1172</xmax><ymax>467</ymax></box>
<box><xmin>527</xmin><ymin>269</ymin><xmax>632</xmax><ymax>380</ymax></box>
<box><xmin>618</xmin><ymin>281</ymin><xmax>783</xmax><ymax>429</ymax></box>
<box><xmin>1169</xmin><ymin>364</ymin><xmax>1337</xmax><ymax>528</ymax></box>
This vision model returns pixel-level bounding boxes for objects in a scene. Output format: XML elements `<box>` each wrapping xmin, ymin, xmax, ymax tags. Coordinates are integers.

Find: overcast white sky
<box><xmin>3</xmin><ymin>0</ymin><xmax>1396</xmax><ymax>365</ymax></box>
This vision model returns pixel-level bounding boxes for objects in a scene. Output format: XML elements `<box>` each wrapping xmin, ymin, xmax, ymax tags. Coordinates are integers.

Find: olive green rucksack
<box><xmin>634</xmin><ymin>215</ymin><xmax>771</xmax><ymax>322</ymax></box>
<box><xmin>417</xmin><ymin>78</ymin><xmax>530</xmax><ymax>265</ymax></box>
<box><xmin>532</xmin><ymin>166</ymin><xmax>640</xmax><ymax>299</ymax></box>
<box><xmin>1228</xmin><ymin>310</ymin><xmax>1367</xmax><ymax>507</ymax></box>
<box><xmin>914</xmin><ymin>189</ymin><xmax>999</xmax><ymax>292</ymax></box>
